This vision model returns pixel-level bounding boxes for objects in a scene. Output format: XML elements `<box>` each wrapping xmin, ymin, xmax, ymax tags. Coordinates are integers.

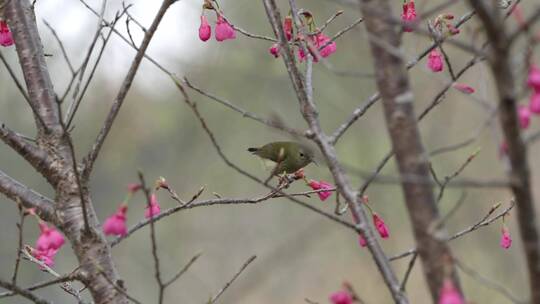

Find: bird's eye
<box><xmin>300</xmin><ymin>153</ymin><xmax>305</xmax><ymax>158</ymax></box>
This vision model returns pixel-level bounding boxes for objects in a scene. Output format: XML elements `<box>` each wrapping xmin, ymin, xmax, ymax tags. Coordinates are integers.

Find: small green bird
<box><xmin>248</xmin><ymin>141</ymin><xmax>315</xmax><ymax>174</ymax></box>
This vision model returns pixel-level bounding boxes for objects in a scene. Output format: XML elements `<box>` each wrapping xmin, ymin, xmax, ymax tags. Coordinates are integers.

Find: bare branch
<box><xmin>0</xmin><ymin>279</ymin><xmax>50</xmax><ymax>304</ymax></box>
<box><xmin>209</xmin><ymin>255</ymin><xmax>256</xmax><ymax>304</ymax></box>
<box><xmin>83</xmin><ymin>0</ymin><xmax>176</xmax><ymax>179</ymax></box>
<box><xmin>454</xmin><ymin>258</ymin><xmax>525</xmax><ymax>304</ymax></box>
<box><xmin>0</xmin><ymin>170</ymin><xmax>55</xmax><ymax>222</ymax></box>
<box><xmin>163</xmin><ymin>252</ymin><xmax>202</xmax><ymax>288</ymax></box>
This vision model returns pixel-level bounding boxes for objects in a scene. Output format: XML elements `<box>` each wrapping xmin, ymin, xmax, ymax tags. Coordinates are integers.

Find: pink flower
<box><xmin>31</xmin><ymin>247</ymin><xmax>58</xmax><ymax>269</ymax></box>
<box><xmin>358</xmin><ymin>234</ymin><xmax>367</xmax><ymax>247</ymax></box>
<box><xmin>401</xmin><ymin>0</ymin><xmax>417</xmax><ymax>32</ymax></box>
<box><xmin>36</xmin><ymin>222</ymin><xmax>65</xmax><ymax>251</ymax></box>
<box><xmin>452</xmin><ymin>83</ymin><xmax>475</xmax><ymax>94</ymax></box>
<box><xmin>530</xmin><ymin>92</ymin><xmax>540</xmax><ymax>114</ymax></box>
<box><xmin>427</xmin><ymin>49</ymin><xmax>443</xmax><ymax>72</ymax></box>
<box><xmin>308</xmin><ymin>180</ymin><xmax>333</xmax><ymax>201</ymax></box>
<box><xmin>315</xmin><ymin>32</ymin><xmax>337</xmax><ymax>58</ymax></box>
<box><xmin>215</xmin><ymin>15</ymin><xmax>235</xmax><ymax>42</ymax></box>
<box><xmin>283</xmin><ymin>16</ymin><xmax>293</xmax><ymax>41</ymax></box>
<box><xmin>144</xmin><ymin>194</ymin><xmax>161</xmax><ymax>219</ymax></box>
<box><xmin>269</xmin><ymin>43</ymin><xmax>280</xmax><ymax>58</ymax></box>
<box><xmin>372</xmin><ymin>213</ymin><xmax>389</xmax><ymax>238</ymax></box>
<box><xmin>527</xmin><ymin>65</ymin><xmax>540</xmax><ymax>91</ymax></box>
<box><xmin>438</xmin><ymin>279</ymin><xmax>464</xmax><ymax>304</ymax></box>
<box><xmin>0</xmin><ymin>20</ymin><xmax>14</xmax><ymax>47</ymax></box>
<box><xmin>297</xmin><ymin>32</ymin><xmax>336</xmax><ymax>62</ymax></box>
<box><xmin>518</xmin><ymin>105</ymin><xmax>531</xmax><ymax>129</ymax></box>
<box><xmin>329</xmin><ymin>290</ymin><xmax>353</xmax><ymax>304</ymax></box>
<box><xmin>500</xmin><ymin>227</ymin><xmax>512</xmax><ymax>249</ymax></box>
<box><xmin>199</xmin><ymin>15</ymin><xmax>211</xmax><ymax>42</ymax></box>
<box><xmin>103</xmin><ymin>205</ymin><xmax>128</xmax><ymax>236</ymax></box>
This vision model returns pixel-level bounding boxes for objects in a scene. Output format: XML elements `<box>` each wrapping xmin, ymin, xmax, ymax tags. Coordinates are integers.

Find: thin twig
<box><xmin>163</xmin><ymin>252</ymin><xmax>202</xmax><ymax>288</ymax></box>
<box><xmin>83</xmin><ymin>0</ymin><xmax>176</xmax><ymax>179</ymax></box>
<box><xmin>208</xmin><ymin>255</ymin><xmax>256</xmax><ymax>304</ymax></box>
<box><xmin>0</xmin><ymin>280</ymin><xmax>50</xmax><ymax>304</ymax></box>
<box><xmin>11</xmin><ymin>203</ymin><xmax>25</xmax><ymax>285</ymax></box>
<box><xmin>138</xmin><ymin>171</ymin><xmax>165</xmax><ymax>304</ymax></box>
<box><xmin>390</xmin><ymin>201</ymin><xmax>515</xmax><ymax>261</ymax></box>
<box><xmin>454</xmin><ymin>258</ymin><xmax>525</xmax><ymax>304</ymax></box>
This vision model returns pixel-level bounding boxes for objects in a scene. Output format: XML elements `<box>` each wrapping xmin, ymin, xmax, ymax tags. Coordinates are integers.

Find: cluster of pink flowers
<box><xmin>401</xmin><ymin>0</ymin><xmax>417</xmax><ymax>32</ymax></box>
<box><xmin>103</xmin><ymin>180</ymin><xmax>165</xmax><ymax>237</ymax></box>
<box><xmin>269</xmin><ymin>14</ymin><xmax>337</xmax><ymax>62</ymax></box>
<box><xmin>308</xmin><ymin>179</ymin><xmax>334</xmax><ymax>201</ymax></box>
<box><xmin>198</xmin><ymin>3</ymin><xmax>236</xmax><ymax>43</ymax></box>
<box><xmin>358</xmin><ymin>196</ymin><xmax>390</xmax><ymax>247</ymax></box>
<box><xmin>0</xmin><ymin>20</ymin><xmax>14</xmax><ymax>47</ymax></box>
<box><xmin>427</xmin><ymin>49</ymin><xmax>444</xmax><ymax>72</ymax></box>
<box><xmin>438</xmin><ymin>279</ymin><xmax>464</xmax><ymax>304</ymax></box>
<box><xmin>32</xmin><ymin>221</ymin><xmax>66</xmax><ymax>268</ymax></box>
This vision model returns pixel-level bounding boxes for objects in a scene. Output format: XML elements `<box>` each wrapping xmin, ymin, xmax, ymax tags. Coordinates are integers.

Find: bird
<box><xmin>247</xmin><ymin>141</ymin><xmax>315</xmax><ymax>175</ymax></box>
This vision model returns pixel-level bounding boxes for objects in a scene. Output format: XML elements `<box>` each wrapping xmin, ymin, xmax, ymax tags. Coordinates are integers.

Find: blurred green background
<box><xmin>1</xmin><ymin>0</ymin><xmax>539</xmax><ymax>303</ymax></box>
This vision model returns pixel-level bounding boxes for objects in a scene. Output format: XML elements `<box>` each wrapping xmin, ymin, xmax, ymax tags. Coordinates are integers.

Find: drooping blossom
<box><xmin>372</xmin><ymin>213</ymin><xmax>389</xmax><ymax>239</ymax></box>
<box><xmin>283</xmin><ymin>16</ymin><xmax>293</xmax><ymax>41</ymax></box>
<box><xmin>527</xmin><ymin>65</ymin><xmax>540</xmax><ymax>91</ymax></box>
<box><xmin>30</xmin><ymin>247</ymin><xmax>58</xmax><ymax>269</ymax></box>
<box><xmin>500</xmin><ymin>226</ymin><xmax>512</xmax><ymax>249</ymax></box>
<box><xmin>401</xmin><ymin>0</ymin><xmax>417</xmax><ymax>32</ymax></box>
<box><xmin>144</xmin><ymin>194</ymin><xmax>161</xmax><ymax>219</ymax></box>
<box><xmin>308</xmin><ymin>180</ymin><xmax>333</xmax><ymax>201</ymax></box>
<box><xmin>269</xmin><ymin>43</ymin><xmax>280</xmax><ymax>58</ymax></box>
<box><xmin>103</xmin><ymin>205</ymin><xmax>128</xmax><ymax>236</ymax></box>
<box><xmin>452</xmin><ymin>83</ymin><xmax>475</xmax><ymax>94</ymax></box>
<box><xmin>358</xmin><ymin>234</ymin><xmax>367</xmax><ymax>247</ymax></box>
<box><xmin>36</xmin><ymin>222</ymin><xmax>65</xmax><ymax>251</ymax></box>
<box><xmin>329</xmin><ymin>290</ymin><xmax>353</xmax><ymax>304</ymax></box>
<box><xmin>0</xmin><ymin>20</ymin><xmax>14</xmax><ymax>47</ymax></box>
<box><xmin>427</xmin><ymin>49</ymin><xmax>443</xmax><ymax>72</ymax></box>
<box><xmin>215</xmin><ymin>15</ymin><xmax>235</xmax><ymax>42</ymax></box>
<box><xmin>518</xmin><ymin>105</ymin><xmax>531</xmax><ymax>129</ymax></box>
<box><xmin>438</xmin><ymin>279</ymin><xmax>464</xmax><ymax>304</ymax></box>
<box><xmin>199</xmin><ymin>15</ymin><xmax>212</xmax><ymax>42</ymax></box>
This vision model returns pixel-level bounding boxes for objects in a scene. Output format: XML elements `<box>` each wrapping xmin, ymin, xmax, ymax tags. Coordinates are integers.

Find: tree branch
<box><xmin>0</xmin><ymin>170</ymin><xmax>55</xmax><ymax>222</ymax></box>
<box><xmin>83</xmin><ymin>0</ymin><xmax>176</xmax><ymax>179</ymax></box>
<box><xmin>468</xmin><ymin>1</ymin><xmax>540</xmax><ymax>303</ymax></box>
<box><xmin>358</xmin><ymin>0</ymin><xmax>461</xmax><ymax>300</ymax></box>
